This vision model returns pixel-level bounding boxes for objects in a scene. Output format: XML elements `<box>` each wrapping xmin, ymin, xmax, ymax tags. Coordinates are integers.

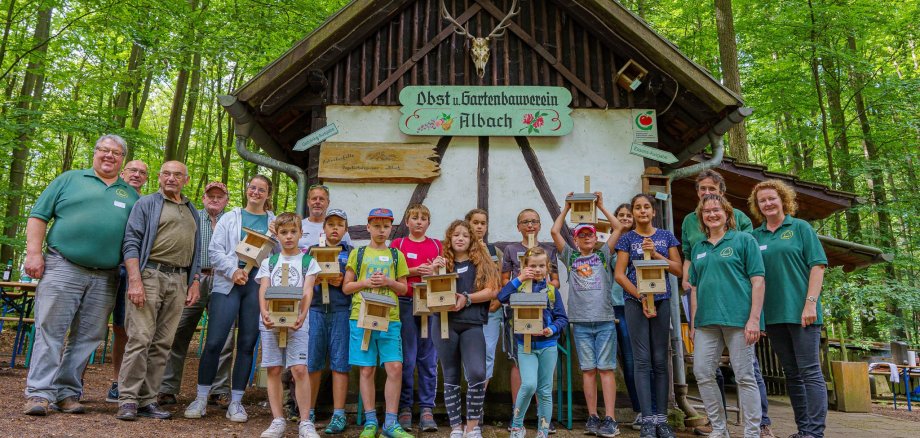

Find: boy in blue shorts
<box><xmin>343</xmin><ymin>208</ymin><xmax>413</xmax><ymax>438</ymax></box>
<box><xmin>306</xmin><ymin>209</ymin><xmax>353</xmax><ymax>434</ymax></box>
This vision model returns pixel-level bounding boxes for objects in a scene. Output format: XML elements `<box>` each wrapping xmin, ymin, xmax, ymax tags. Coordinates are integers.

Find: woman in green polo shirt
<box><xmin>748</xmin><ymin>179</ymin><xmax>828</xmax><ymax>438</ymax></box>
<box><xmin>688</xmin><ymin>194</ymin><xmax>764</xmax><ymax>438</ymax></box>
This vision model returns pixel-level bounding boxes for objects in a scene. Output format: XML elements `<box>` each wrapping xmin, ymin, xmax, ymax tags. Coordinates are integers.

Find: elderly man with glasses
<box><xmin>23</xmin><ymin>134</ymin><xmax>140</xmax><ymax>416</ymax></box>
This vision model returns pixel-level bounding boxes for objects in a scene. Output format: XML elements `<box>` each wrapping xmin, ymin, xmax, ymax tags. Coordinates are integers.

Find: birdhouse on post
<box><xmin>510</xmin><ymin>290</ymin><xmax>548</xmax><ymax>354</ymax></box>
<box><xmin>356</xmin><ymin>291</ymin><xmax>397</xmax><ymax>351</ymax></box>
<box><xmin>423</xmin><ymin>266</ymin><xmax>458</xmax><ymax>339</ymax></box>
<box><xmin>595</xmin><ymin>219</ymin><xmax>612</xmax><ymax>250</ymax></box>
<box><xmin>633</xmin><ymin>249</ymin><xmax>669</xmax><ymax>317</ymax></box>
<box><xmin>566</xmin><ymin>176</ymin><xmax>598</xmax><ymax>224</ymax></box>
<box><xmin>412</xmin><ymin>282</ymin><xmax>431</xmax><ymax>338</ymax></box>
<box><xmin>310</xmin><ymin>238</ymin><xmax>342</xmax><ymax>304</ymax></box>
<box><xmin>236</xmin><ymin>228</ymin><xmax>275</xmax><ymax>274</ymax></box>
<box><xmin>641</xmin><ymin>167</ymin><xmax>671</xmax><ymax>200</ymax></box>
<box><xmin>264</xmin><ymin>262</ymin><xmax>302</xmax><ymax>348</ymax></box>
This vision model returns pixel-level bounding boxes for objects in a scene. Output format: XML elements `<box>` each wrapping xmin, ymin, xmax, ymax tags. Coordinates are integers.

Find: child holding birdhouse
<box><xmin>342</xmin><ymin>208</ymin><xmax>412</xmax><ymax>438</ymax></box>
<box><xmin>551</xmin><ymin>191</ymin><xmax>625</xmax><ymax>437</ymax></box>
<box><xmin>389</xmin><ymin>204</ymin><xmax>443</xmax><ymax>432</ymax></box>
<box><xmin>305</xmin><ymin>208</ymin><xmax>353</xmax><ymax>434</ymax></box>
<box><xmin>256</xmin><ymin>212</ymin><xmax>322</xmax><ymax>438</ymax></box>
<box><xmin>497</xmin><ymin>246</ymin><xmax>568</xmax><ymax>438</ymax></box>
<box><xmin>613</xmin><ymin>194</ymin><xmax>681</xmax><ymax>438</ymax></box>
<box><xmin>431</xmin><ymin>220</ymin><xmax>501</xmax><ymax>438</ymax></box>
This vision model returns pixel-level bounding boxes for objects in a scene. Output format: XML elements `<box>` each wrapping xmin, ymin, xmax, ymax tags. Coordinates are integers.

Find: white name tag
<box><xmin>696</xmin><ymin>253</ymin><xmax>707</xmax><ymax>260</ymax></box>
<box><xmin>457</xmin><ymin>266</ymin><xmax>469</xmax><ymax>274</ymax></box>
<box><xmin>759</xmin><ymin>245</ymin><xmax>768</xmax><ymax>251</ymax></box>
<box><xmin>406</xmin><ymin>252</ymin><xmax>418</xmax><ymax>260</ymax></box>
<box><xmin>113</xmin><ymin>201</ymin><xmax>126</xmax><ymax>209</ymax></box>
<box><xmin>378</xmin><ymin>256</ymin><xmax>390</xmax><ymax>262</ymax></box>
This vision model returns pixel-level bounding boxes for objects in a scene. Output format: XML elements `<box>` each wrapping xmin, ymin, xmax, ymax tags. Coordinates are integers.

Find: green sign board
<box><xmin>629</xmin><ymin>143</ymin><xmax>678</xmax><ymax>164</ymax></box>
<box><xmin>399</xmin><ymin>86</ymin><xmax>573</xmax><ymax>136</ymax></box>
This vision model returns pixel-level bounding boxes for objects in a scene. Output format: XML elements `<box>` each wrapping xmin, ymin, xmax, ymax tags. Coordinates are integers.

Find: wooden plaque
<box><xmin>319</xmin><ymin>142</ymin><xmax>440</xmax><ymax>183</ymax></box>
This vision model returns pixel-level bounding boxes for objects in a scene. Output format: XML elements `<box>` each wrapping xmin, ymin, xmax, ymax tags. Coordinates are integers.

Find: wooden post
<box><xmin>523</xmin><ymin>233</ymin><xmax>535</xmax><ymax>353</ymax></box>
<box><xmin>242</xmin><ymin>261</ymin><xmax>256</xmax><ymax>274</ymax></box>
<box><xmin>420</xmin><ymin>315</ymin><xmax>428</xmax><ymax>338</ymax></box>
<box><xmin>438</xmin><ymin>265</ymin><xmax>449</xmax><ymax>339</ymax></box>
<box><xmin>279</xmin><ymin>263</ymin><xmax>290</xmax><ymax>348</ymax></box>
<box><xmin>361</xmin><ymin>329</ymin><xmax>372</xmax><ymax>351</ymax></box>
<box><xmin>584</xmin><ymin>175</ymin><xmax>590</xmax><ymax>193</ymax></box>
<box><xmin>321</xmin><ymin>280</ymin><xmax>330</xmax><ymax>304</ymax></box>
<box><xmin>642</xmin><ymin>249</ymin><xmax>657</xmax><ymax>317</ymax></box>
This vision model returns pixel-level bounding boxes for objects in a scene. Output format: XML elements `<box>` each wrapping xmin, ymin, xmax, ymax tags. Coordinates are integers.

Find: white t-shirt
<box><xmin>256</xmin><ymin>253</ymin><xmax>322</xmax><ymax>287</ymax></box>
<box><xmin>298</xmin><ymin>219</ymin><xmax>352</xmax><ymax>251</ymax></box>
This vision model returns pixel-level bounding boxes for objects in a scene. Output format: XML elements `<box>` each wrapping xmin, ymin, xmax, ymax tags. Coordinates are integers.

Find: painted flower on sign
<box><xmin>416</xmin><ymin>113</ymin><xmax>453</xmax><ymax>133</ymax></box>
<box><xmin>520</xmin><ymin>111</ymin><xmax>546</xmax><ymax>134</ymax></box>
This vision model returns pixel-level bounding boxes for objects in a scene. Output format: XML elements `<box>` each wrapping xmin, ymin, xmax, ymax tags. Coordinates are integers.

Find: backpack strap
<box><xmin>355</xmin><ymin>246</ymin><xmax>367</xmax><ymax>277</ymax></box>
<box><xmin>355</xmin><ymin>246</ymin><xmax>399</xmax><ymax>278</ymax></box>
<box><xmin>268</xmin><ymin>253</ymin><xmax>280</xmax><ymax>272</ymax></box>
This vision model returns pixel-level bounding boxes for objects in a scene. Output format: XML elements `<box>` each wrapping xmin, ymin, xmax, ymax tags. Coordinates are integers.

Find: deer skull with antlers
<box><xmin>441</xmin><ymin>0</ymin><xmax>520</xmax><ymax>79</ymax></box>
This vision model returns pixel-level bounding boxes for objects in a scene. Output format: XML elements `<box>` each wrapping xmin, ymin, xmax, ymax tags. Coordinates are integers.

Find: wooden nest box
<box><xmin>265</xmin><ymin>286</ymin><xmax>302</xmax><ymax>328</ymax></box>
<box><xmin>566</xmin><ymin>176</ymin><xmax>598</xmax><ymax>224</ymax></box>
<box><xmin>310</xmin><ymin>245</ymin><xmax>342</xmax><ymax>304</ymax></box>
<box><xmin>423</xmin><ymin>266</ymin><xmax>458</xmax><ymax>339</ymax></box>
<box><xmin>412</xmin><ymin>282</ymin><xmax>431</xmax><ymax>338</ymax></box>
<box><xmin>634</xmin><ymin>251</ymin><xmax>669</xmax><ymax>316</ymax></box>
<box><xmin>356</xmin><ymin>291</ymin><xmax>397</xmax><ymax>350</ymax></box>
<box><xmin>616</xmin><ymin>59</ymin><xmax>648</xmax><ymax>92</ymax></box>
<box><xmin>510</xmin><ymin>291</ymin><xmax>548</xmax><ymax>353</ymax></box>
<box><xmin>236</xmin><ymin>228</ymin><xmax>275</xmax><ymax>273</ymax></box>
<box><xmin>595</xmin><ymin>219</ymin><xmax>612</xmax><ymax>250</ymax></box>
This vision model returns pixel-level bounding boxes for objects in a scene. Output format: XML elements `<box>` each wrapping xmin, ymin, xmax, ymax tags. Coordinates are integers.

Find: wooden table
<box><xmin>869</xmin><ymin>363</ymin><xmax>920</xmax><ymax>411</ymax></box>
<box><xmin>0</xmin><ymin>281</ymin><xmax>37</xmax><ymax>367</ymax></box>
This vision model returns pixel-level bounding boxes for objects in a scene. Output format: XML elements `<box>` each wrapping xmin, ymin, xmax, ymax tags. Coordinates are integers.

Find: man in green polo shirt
<box><xmin>23</xmin><ymin>134</ymin><xmax>139</xmax><ymax>416</ymax></box>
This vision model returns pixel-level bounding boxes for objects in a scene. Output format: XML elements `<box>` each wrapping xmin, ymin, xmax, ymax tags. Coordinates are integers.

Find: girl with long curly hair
<box><xmin>432</xmin><ymin>220</ymin><xmax>501</xmax><ymax>438</ymax></box>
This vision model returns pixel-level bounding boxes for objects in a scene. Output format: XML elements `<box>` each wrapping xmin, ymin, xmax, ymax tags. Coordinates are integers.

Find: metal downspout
<box><xmin>219</xmin><ymin>95</ymin><xmax>308</xmax><ymax>216</ymax></box>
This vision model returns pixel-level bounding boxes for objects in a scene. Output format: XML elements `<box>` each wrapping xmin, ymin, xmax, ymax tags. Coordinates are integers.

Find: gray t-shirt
<box><xmin>560</xmin><ymin>244</ymin><xmax>614</xmax><ymax>323</ymax></box>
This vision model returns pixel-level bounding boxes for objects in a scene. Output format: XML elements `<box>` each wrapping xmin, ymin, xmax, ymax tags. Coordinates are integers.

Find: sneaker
<box><xmin>419</xmin><ymin>408</ymin><xmax>438</xmax><ymax>432</ymax></box>
<box><xmin>760</xmin><ymin>425</ymin><xmax>775</xmax><ymax>438</ymax></box>
<box><xmin>466</xmin><ymin>426</ymin><xmax>483</xmax><ymax>438</ymax></box>
<box><xmin>23</xmin><ymin>397</ymin><xmax>50</xmax><ymax>416</ymax></box>
<box><xmin>597</xmin><ymin>417</ymin><xmax>620</xmax><ymax>438</ymax></box>
<box><xmin>299</xmin><ymin>420</ymin><xmax>320</xmax><ymax>438</ymax></box>
<box><xmin>509</xmin><ymin>427</ymin><xmax>527</xmax><ymax>438</ymax></box>
<box><xmin>655</xmin><ymin>423</ymin><xmax>676</xmax><ymax>438</ymax></box>
<box><xmin>585</xmin><ymin>414</ymin><xmax>601</xmax><ymax>435</ymax></box>
<box><xmin>537</xmin><ymin>428</ymin><xmax>550</xmax><ymax>438</ymax></box>
<box><xmin>449</xmin><ymin>427</ymin><xmax>464</xmax><ymax>438</ymax></box>
<box><xmin>210</xmin><ymin>392</ymin><xmax>231</xmax><ymax>409</ymax></box>
<box><xmin>631</xmin><ymin>413</ymin><xmax>644</xmax><ymax>431</ymax></box>
<box><xmin>639</xmin><ymin>423</ymin><xmax>657</xmax><ymax>438</ymax></box>
<box><xmin>184</xmin><ymin>399</ymin><xmax>207</xmax><ymax>419</ymax></box>
<box><xmin>398</xmin><ymin>407</ymin><xmax>413</xmax><ymax>432</ymax></box>
<box><xmin>138</xmin><ymin>402</ymin><xmax>172</xmax><ymax>419</ymax></box>
<box><xmin>57</xmin><ymin>396</ymin><xmax>85</xmax><ymax>414</ymax></box>
<box><xmin>157</xmin><ymin>393</ymin><xmax>177</xmax><ymax>406</ymax></box>
<box><xmin>381</xmin><ymin>423</ymin><xmax>414</xmax><ymax>438</ymax></box>
<box><xmin>227</xmin><ymin>401</ymin><xmax>249</xmax><ymax>422</ymax></box>
<box><xmin>548</xmin><ymin>421</ymin><xmax>557</xmax><ymax>435</ymax></box>
<box><xmin>116</xmin><ymin>403</ymin><xmax>138</xmax><ymax>421</ymax></box>
<box><xmin>359</xmin><ymin>423</ymin><xmax>379</xmax><ymax>438</ymax></box>
<box><xmin>106</xmin><ymin>382</ymin><xmax>119</xmax><ymax>403</ymax></box>
<box><xmin>261</xmin><ymin>418</ymin><xmax>288</xmax><ymax>438</ymax></box>
<box><xmin>325</xmin><ymin>413</ymin><xmax>348</xmax><ymax>434</ymax></box>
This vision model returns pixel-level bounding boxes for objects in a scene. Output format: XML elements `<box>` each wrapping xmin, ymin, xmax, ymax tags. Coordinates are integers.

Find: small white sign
<box><xmin>696</xmin><ymin>253</ymin><xmax>707</xmax><ymax>260</ymax></box>
<box><xmin>759</xmin><ymin>245</ymin><xmax>768</xmax><ymax>251</ymax></box>
<box><xmin>113</xmin><ymin>201</ymin><xmax>126</xmax><ymax>209</ymax></box>
<box><xmin>406</xmin><ymin>252</ymin><xmax>418</xmax><ymax>260</ymax></box>
<box><xmin>293</xmin><ymin>124</ymin><xmax>339</xmax><ymax>151</ymax></box>
<box><xmin>457</xmin><ymin>266</ymin><xmax>469</xmax><ymax>274</ymax></box>
<box><xmin>631</xmin><ymin>109</ymin><xmax>659</xmax><ymax>142</ymax></box>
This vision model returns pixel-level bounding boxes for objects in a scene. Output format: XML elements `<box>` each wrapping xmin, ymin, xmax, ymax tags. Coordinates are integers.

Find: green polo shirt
<box><xmin>689</xmin><ymin>230</ymin><xmax>765</xmax><ymax>329</ymax></box>
<box><xmin>682</xmin><ymin>208</ymin><xmax>754</xmax><ymax>260</ymax></box>
<box><xmin>30</xmin><ymin>169</ymin><xmax>139</xmax><ymax>269</ymax></box>
<box><xmin>751</xmin><ymin>215</ymin><xmax>828</xmax><ymax>326</ymax></box>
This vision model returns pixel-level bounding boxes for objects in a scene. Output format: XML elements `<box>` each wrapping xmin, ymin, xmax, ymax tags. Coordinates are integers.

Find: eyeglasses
<box><xmin>204</xmin><ymin>194</ymin><xmax>226</xmax><ymax>201</ymax></box>
<box><xmin>124</xmin><ymin>167</ymin><xmax>147</xmax><ymax>176</ymax></box>
<box><xmin>248</xmin><ymin>185</ymin><xmax>268</xmax><ymax>194</ymax></box>
<box><xmin>309</xmin><ymin>184</ymin><xmax>329</xmax><ymax>194</ymax></box>
<box><xmin>518</xmin><ymin>219</ymin><xmax>540</xmax><ymax>226</ymax></box>
<box><xmin>701</xmin><ymin>208</ymin><xmax>724</xmax><ymax>215</ymax></box>
<box><xmin>160</xmin><ymin>171</ymin><xmax>186</xmax><ymax>179</ymax></box>
<box><xmin>95</xmin><ymin>146</ymin><xmax>125</xmax><ymax>158</ymax></box>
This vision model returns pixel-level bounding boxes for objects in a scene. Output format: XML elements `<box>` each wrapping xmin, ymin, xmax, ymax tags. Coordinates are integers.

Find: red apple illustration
<box><xmin>639</xmin><ymin>114</ymin><xmax>653</xmax><ymax>126</ymax></box>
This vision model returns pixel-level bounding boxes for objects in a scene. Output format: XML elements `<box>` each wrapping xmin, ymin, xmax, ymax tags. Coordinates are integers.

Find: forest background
<box><xmin>0</xmin><ymin>0</ymin><xmax>918</xmax><ymax>347</ymax></box>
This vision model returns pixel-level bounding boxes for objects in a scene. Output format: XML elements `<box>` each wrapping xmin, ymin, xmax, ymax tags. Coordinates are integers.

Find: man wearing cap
<box><xmin>106</xmin><ymin>159</ymin><xmax>150</xmax><ymax>402</ymax></box>
<box><xmin>23</xmin><ymin>134</ymin><xmax>139</xmax><ymax>416</ymax></box>
<box><xmin>116</xmin><ymin>160</ymin><xmax>202</xmax><ymax>420</ymax></box>
<box><xmin>305</xmin><ymin>208</ymin><xmax>354</xmax><ymax>433</ymax></box>
<box><xmin>158</xmin><ymin>181</ymin><xmax>235</xmax><ymax>407</ymax></box>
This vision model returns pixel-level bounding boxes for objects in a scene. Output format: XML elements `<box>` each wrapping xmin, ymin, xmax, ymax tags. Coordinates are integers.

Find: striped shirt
<box><xmin>198</xmin><ymin>209</ymin><xmax>224</xmax><ymax>269</ymax></box>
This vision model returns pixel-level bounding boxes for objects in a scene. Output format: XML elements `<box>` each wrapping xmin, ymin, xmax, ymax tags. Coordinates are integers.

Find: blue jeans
<box><xmin>197</xmin><ymin>270</ymin><xmax>260</xmax><ymax>391</ymax></box>
<box><xmin>572</xmin><ymin>321</ymin><xmax>617</xmax><ymax>371</ymax></box>
<box><xmin>614</xmin><ymin>305</ymin><xmax>642</xmax><ymax>412</ymax></box>
<box><xmin>767</xmin><ymin>323</ymin><xmax>826</xmax><ymax>437</ymax></box>
<box><xmin>398</xmin><ymin>298</ymin><xmax>438</xmax><ymax>409</ymax></box>
<box><xmin>484</xmin><ymin>309</ymin><xmax>503</xmax><ymax>379</ymax></box>
<box><xmin>513</xmin><ymin>344</ymin><xmax>558</xmax><ymax>431</ymax></box>
<box><xmin>307</xmin><ymin>310</ymin><xmax>351</xmax><ymax>373</ymax></box>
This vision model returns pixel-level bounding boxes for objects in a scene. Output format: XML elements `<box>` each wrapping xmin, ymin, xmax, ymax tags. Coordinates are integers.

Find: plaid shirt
<box><xmin>198</xmin><ymin>209</ymin><xmax>224</xmax><ymax>269</ymax></box>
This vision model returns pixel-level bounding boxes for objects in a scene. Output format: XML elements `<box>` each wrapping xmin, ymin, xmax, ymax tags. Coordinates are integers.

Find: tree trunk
<box><xmin>113</xmin><ymin>42</ymin><xmax>145</xmax><ymax>129</ymax></box>
<box><xmin>713</xmin><ymin>0</ymin><xmax>749</xmax><ymax>161</ymax></box>
<box><xmin>822</xmin><ymin>56</ymin><xmax>861</xmax><ymax>240</ymax></box>
<box><xmin>163</xmin><ymin>57</ymin><xmax>190</xmax><ymax>161</ymax></box>
<box><xmin>0</xmin><ymin>0</ymin><xmax>16</xmax><ymax>70</ymax></box>
<box><xmin>177</xmin><ymin>52</ymin><xmax>202</xmax><ymax>162</ymax></box>
<box><xmin>1</xmin><ymin>6</ymin><xmax>52</xmax><ymax>265</ymax></box>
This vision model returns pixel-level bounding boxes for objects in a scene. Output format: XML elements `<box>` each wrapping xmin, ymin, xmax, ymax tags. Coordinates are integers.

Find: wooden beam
<box><xmin>474</xmin><ymin>0</ymin><xmax>608</xmax><ymax>108</ymax></box>
<box><xmin>515</xmin><ymin>136</ymin><xmax>574</xmax><ymax>248</ymax></box>
<box><xmin>477</xmin><ymin>136</ymin><xmax>489</xmax><ymax>210</ymax></box>
<box><xmin>362</xmin><ymin>4</ymin><xmax>483</xmax><ymax>105</ymax></box>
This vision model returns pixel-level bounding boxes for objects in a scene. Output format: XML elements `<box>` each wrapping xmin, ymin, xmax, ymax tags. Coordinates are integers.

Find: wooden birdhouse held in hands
<box><xmin>412</xmin><ymin>282</ymin><xmax>431</xmax><ymax>338</ymax></box>
<box><xmin>264</xmin><ymin>262</ymin><xmax>302</xmax><ymax>347</ymax></box>
<box><xmin>356</xmin><ymin>291</ymin><xmax>397</xmax><ymax>350</ymax></box>
<box><xmin>634</xmin><ymin>250</ymin><xmax>669</xmax><ymax>317</ymax></box>
<box><xmin>566</xmin><ymin>176</ymin><xmax>598</xmax><ymax>224</ymax></box>
<box><xmin>310</xmin><ymin>245</ymin><xmax>342</xmax><ymax>304</ymax></box>
<box><xmin>236</xmin><ymin>228</ymin><xmax>276</xmax><ymax>273</ymax></box>
<box><xmin>510</xmin><ymin>292</ymin><xmax>548</xmax><ymax>353</ymax></box>
<box><xmin>595</xmin><ymin>219</ymin><xmax>612</xmax><ymax>250</ymax></box>
<box><xmin>423</xmin><ymin>266</ymin><xmax>458</xmax><ymax>339</ymax></box>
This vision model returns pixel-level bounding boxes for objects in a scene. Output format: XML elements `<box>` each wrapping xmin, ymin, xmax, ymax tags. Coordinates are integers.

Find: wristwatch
<box><xmin>462</xmin><ymin>291</ymin><xmax>472</xmax><ymax>308</ymax></box>
<box><xmin>806</xmin><ymin>296</ymin><xmax>818</xmax><ymax>303</ymax></box>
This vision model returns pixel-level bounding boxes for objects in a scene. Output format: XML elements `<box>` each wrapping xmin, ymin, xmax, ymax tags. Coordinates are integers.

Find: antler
<box><xmin>487</xmin><ymin>0</ymin><xmax>520</xmax><ymax>39</ymax></box>
<box><xmin>440</xmin><ymin>0</ymin><xmax>472</xmax><ymax>39</ymax></box>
